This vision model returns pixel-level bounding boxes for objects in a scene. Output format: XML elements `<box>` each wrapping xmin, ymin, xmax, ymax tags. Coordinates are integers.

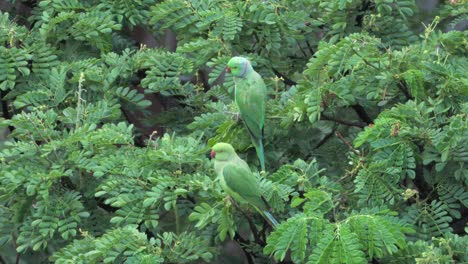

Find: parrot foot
<box><xmin>225</xmin><ymin>196</ymin><xmax>251</xmax><ymax>214</ymax></box>
<box><xmin>222</xmin><ymin>111</ymin><xmax>240</xmax><ymax>121</ymax></box>
<box><xmin>232</xmin><ymin>112</ymin><xmax>240</xmax><ymax>122</ymax></box>
<box><xmin>225</xmin><ymin>196</ymin><xmax>239</xmax><ymax>208</ymax></box>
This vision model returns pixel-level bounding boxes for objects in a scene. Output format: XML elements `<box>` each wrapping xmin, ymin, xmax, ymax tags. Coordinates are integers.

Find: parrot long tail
<box><xmin>262</xmin><ymin>210</ymin><xmax>279</xmax><ymax>228</ymax></box>
<box><xmin>244</xmin><ymin>124</ymin><xmax>266</xmax><ymax>172</ymax></box>
<box><xmin>255</xmin><ymin>139</ymin><xmax>265</xmax><ymax>172</ymax></box>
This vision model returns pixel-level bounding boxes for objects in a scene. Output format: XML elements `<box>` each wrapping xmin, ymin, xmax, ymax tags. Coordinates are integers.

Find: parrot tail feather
<box><xmin>256</xmin><ymin>139</ymin><xmax>265</xmax><ymax>172</ymax></box>
<box><xmin>245</xmin><ymin>125</ymin><xmax>266</xmax><ymax>172</ymax></box>
<box><xmin>262</xmin><ymin>210</ymin><xmax>279</xmax><ymax>228</ymax></box>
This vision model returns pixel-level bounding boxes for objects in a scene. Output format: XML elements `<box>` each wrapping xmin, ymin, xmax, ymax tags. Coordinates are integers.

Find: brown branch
<box><xmin>321</xmin><ymin>113</ymin><xmax>367</xmax><ymax>128</ymax></box>
<box><xmin>230</xmin><ymin>197</ymin><xmax>264</xmax><ymax>246</ymax></box>
<box><xmin>234</xmin><ymin>233</ymin><xmax>255</xmax><ymax>264</ymax></box>
<box><xmin>314</xmin><ymin>127</ymin><xmax>337</xmax><ymax>149</ymax></box>
<box><xmin>272</xmin><ymin>67</ymin><xmax>297</xmax><ymax>86</ymax></box>
<box><xmin>0</xmin><ymin>90</ymin><xmax>15</xmax><ymax>132</ymax></box>
<box><xmin>397</xmin><ymin>80</ymin><xmax>413</xmax><ymax>100</ymax></box>
<box><xmin>12</xmin><ymin>233</ymin><xmax>20</xmax><ymax>264</ymax></box>
<box><xmin>350</xmin><ymin>104</ymin><xmax>373</xmax><ymax>124</ymax></box>
<box><xmin>197</xmin><ymin>69</ymin><xmax>211</xmax><ymax>91</ymax></box>
<box><xmin>350</xmin><ymin>47</ymin><xmax>380</xmax><ymax>71</ymax></box>
<box><xmin>335</xmin><ymin>131</ymin><xmax>360</xmax><ymax>155</ymax></box>
<box><xmin>0</xmin><ymin>90</ymin><xmax>10</xmax><ymax>120</ymax></box>
<box><xmin>305</xmin><ymin>40</ymin><xmax>315</xmax><ymax>55</ymax></box>
<box><xmin>296</xmin><ymin>40</ymin><xmax>308</xmax><ymax>58</ymax></box>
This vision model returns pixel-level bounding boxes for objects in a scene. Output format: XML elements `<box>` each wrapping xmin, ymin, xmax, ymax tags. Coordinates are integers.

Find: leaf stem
<box><xmin>350</xmin><ymin>47</ymin><xmax>380</xmax><ymax>71</ymax></box>
<box><xmin>75</xmin><ymin>72</ymin><xmax>86</xmax><ymax>129</ymax></box>
<box><xmin>173</xmin><ymin>201</ymin><xmax>180</xmax><ymax>235</ymax></box>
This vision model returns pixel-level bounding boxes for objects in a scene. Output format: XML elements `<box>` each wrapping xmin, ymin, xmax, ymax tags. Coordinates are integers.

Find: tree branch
<box><xmin>397</xmin><ymin>80</ymin><xmax>413</xmax><ymax>100</ymax></box>
<box><xmin>0</xmin><ymin>90</ymin><xmax>10</xmax><ymax>120</ymax></box>
<box><xmin>314</xmin><ymin>127</ymin><xmax>337</xmax><ymax>149</ymax></box>
<box><xmin>355</xmin><ymin>0</ymin><xmax>373</xmax><ymax>27</ymax></box>
<box><xmin>295</xmin><ymin>40</ymin><xmax>308</xmax><ymax>58</ymax></box>
<box><xmin>233</xmin><ymin>233</ymin><xmax>255</xmax><ymax>264</ymax></box>
<box><xmin>350</xmin><ymin>47</ymin><xmax>380</xmax><ymax>71</ymax></box>
<box><xmin>451</xmin><ymin>211</ymin><xmax>468</xmax><ymax>235</ymax></box>
<box><xmin>305</xmin><ymin>40</ymin><xmax>315</xmax><ymax>55</ymax></box>
<box><xmin>321</xmin><ymin>113</ymin><xmax>367</xmax><ymax>128</ymax></box>
<box><xmin>0</xmin><ymin>90</ymin><xmax>15</xmax><ymax>132</ymax></box>
<box><xmin>414</xmin><ymin>143</ymin><xmax>432</xmax><ymax>200</ymax></box>
<box><xmin>230</xmin><ymin>197</ymin><xmax>264</xmax><ymax>246</ymax></box>
<box><xmin>335</xmin><ymin>131</ymin><xmax>361</xmax><ymax>155</ymax></box>
<box><xmin>139</xmin><ymin>221</ymin><xmax>157</xmax><ymax>240</ymax></box>
<box><xmin>197</xmin><ymin>69</ymin><xmax>211</xmax><ymax>91</ymax></box>
<box><xmin>350</xmin><ymin>104</ymin><xmax>373</xmax><ymax>124</ymax></box>
<box><xmin>11</xmin><ymin>233</ymin><xmax>20</xmax><ymax>264</ymax></box>
<box><xmin>95</xmin><ymin>198</ymin><xmax>118</xmax><ymax>213</ymax></box>
<box><xmin>272</xmin><ymin>67</ymin><xmax>297</xmax><ymax>86</ymax></box>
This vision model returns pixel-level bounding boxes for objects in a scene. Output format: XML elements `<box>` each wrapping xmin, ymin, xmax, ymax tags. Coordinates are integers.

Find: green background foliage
<box><xmin>0</xmin><ymin>0</ymin><xmax>466</xmax><ymax>263</ymax></box>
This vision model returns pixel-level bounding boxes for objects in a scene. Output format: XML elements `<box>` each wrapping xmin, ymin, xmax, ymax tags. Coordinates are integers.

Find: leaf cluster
<box><xmin>0</xmin><ymin>1</ymin><xmax>466</xmax><ymax>263</ymax></box>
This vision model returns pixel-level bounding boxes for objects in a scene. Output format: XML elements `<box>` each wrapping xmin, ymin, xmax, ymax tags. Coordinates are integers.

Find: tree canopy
<box><xmin>0</xmin><ymin>0</ymin><xmax>466</xmax><ymax>263</ymax></box>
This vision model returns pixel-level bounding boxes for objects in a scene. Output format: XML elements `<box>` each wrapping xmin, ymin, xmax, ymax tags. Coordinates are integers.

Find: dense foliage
<box><xmin>0</xmin><ymin>0</ymin><xmax>466</xmax><ymax>263</ymax></box>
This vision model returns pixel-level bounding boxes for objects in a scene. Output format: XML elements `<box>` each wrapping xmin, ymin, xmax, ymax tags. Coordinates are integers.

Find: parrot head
<box><xmin>226</xmin><ymin>56</ymin><xmax>252</xmax><ymax>78</ymax></box>
<box><xmin>211</xmin><ymin>142</ymin><xmax>236</xmax><ymax>161</ymax></box>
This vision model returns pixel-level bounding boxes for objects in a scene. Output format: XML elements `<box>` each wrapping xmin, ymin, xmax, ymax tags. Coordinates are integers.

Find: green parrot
<box><xmin>211</xmin><ymin>142</ymin><xmax>279</xmax><ymax>228</ymax></box>
<box><xmin>226</xmin><ymin>56</ymin><xmax>267</xmax><ymax>172</ymax></box>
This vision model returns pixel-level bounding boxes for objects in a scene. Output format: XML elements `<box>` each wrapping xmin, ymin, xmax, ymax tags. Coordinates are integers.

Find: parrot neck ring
<box><xmin>226</xmin><ymin>61</ymin><xmax>249</xmax><ymax>77</ymax></box>
<box><xmin>240</xmin><ymin>61</ymin><xmax>248</xmax><ymax>77</ymax></box>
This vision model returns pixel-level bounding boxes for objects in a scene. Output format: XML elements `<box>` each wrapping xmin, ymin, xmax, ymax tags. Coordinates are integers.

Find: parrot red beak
<box><xmin>210</xmin><ymin>150</ymin><xmax>216</xmax><ymax>158</ymax></box>
<box><xmin>226</xmin><ymin>66</ymin><xmax>231</xmax><ymax>73</ymax></box>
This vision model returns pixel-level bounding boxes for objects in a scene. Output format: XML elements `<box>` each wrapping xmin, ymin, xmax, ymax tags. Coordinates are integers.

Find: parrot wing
<box><xmin>222</xmin><ymin>163</ymin><xmax>266</xmax><ymax>210</ymax></box>
<box><xmin>236</xmin><ymin>72</ymin><xmax>266</xmax><ymax>139</ymax></box>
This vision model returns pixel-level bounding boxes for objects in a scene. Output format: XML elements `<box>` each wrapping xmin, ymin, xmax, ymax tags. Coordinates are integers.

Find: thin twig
<box><xmin>397</xmin><ymin>80</ymin><xmax>413</xmax><ymax>100</ymax></box>
<box><xmin>350</xmin><ymin>47</ymin><xmax>380</xmax><ymax>71</ymax></box>
<box><xmin>271</xmin><ymin>67</ymin><xmax>298</xmax><ymax>86</ymax></box>
<box><xmin>296</xmin><ymin>40</ymin><xmax>308</xmax><ymax>57</ymax></box>
<box><xmin>321</xmin><ymin>113</ymin><xmax>367</xmax><ymax>128</ymax></box>
<box><xmin>173</xmin><ymin>201</ymin><xmax>180</xmax><ymax>235</ymax></box>
<box><xmin>335</xmin><ymin>131</ymin><xmax>361</xmax><ymax>155</ymax></box>
<box><xmin>75</xmin><ymin>72</ymin><xmax>86</xmax><ymax>129</ymax></box>
<box><xmin>252</xmin><ymin>32</ymin><xmax>260</xmax><ymax>52</ymax></box>
<box><xmin>305</xmin><ymin>40</ymin><xmax>315</xmax><ymax>55</ymax></box>
<box><xmin>314</xmin><ymin>127</ymin><xmax>337</xmax><ymax>149</ymax></box>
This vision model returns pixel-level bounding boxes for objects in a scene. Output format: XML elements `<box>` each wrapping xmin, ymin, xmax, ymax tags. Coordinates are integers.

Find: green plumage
<box><xmin>227</xmin><ymin>57</ymin><xmax>267</xmax><ymax>171</ymax></box>
<box><xmin>212</xmin><ymin>143</ymin><xmax>279</xmax><ymax>228</ymax></box>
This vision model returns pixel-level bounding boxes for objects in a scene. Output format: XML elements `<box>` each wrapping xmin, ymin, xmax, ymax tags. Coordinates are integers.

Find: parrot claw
<box><xmin>222</xmin><ymin>110</ymin><xmax>240</xmax><ymax>121</ymax></box>
<box><xmin>225</xmin><ymin>196</ymin><xmax>240</xmax><ymax>208</ymax></box>
<box><xmin>232</xmin><ymin>112</ymin><xmax>240</xmax><ymax>122</ymax></box>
